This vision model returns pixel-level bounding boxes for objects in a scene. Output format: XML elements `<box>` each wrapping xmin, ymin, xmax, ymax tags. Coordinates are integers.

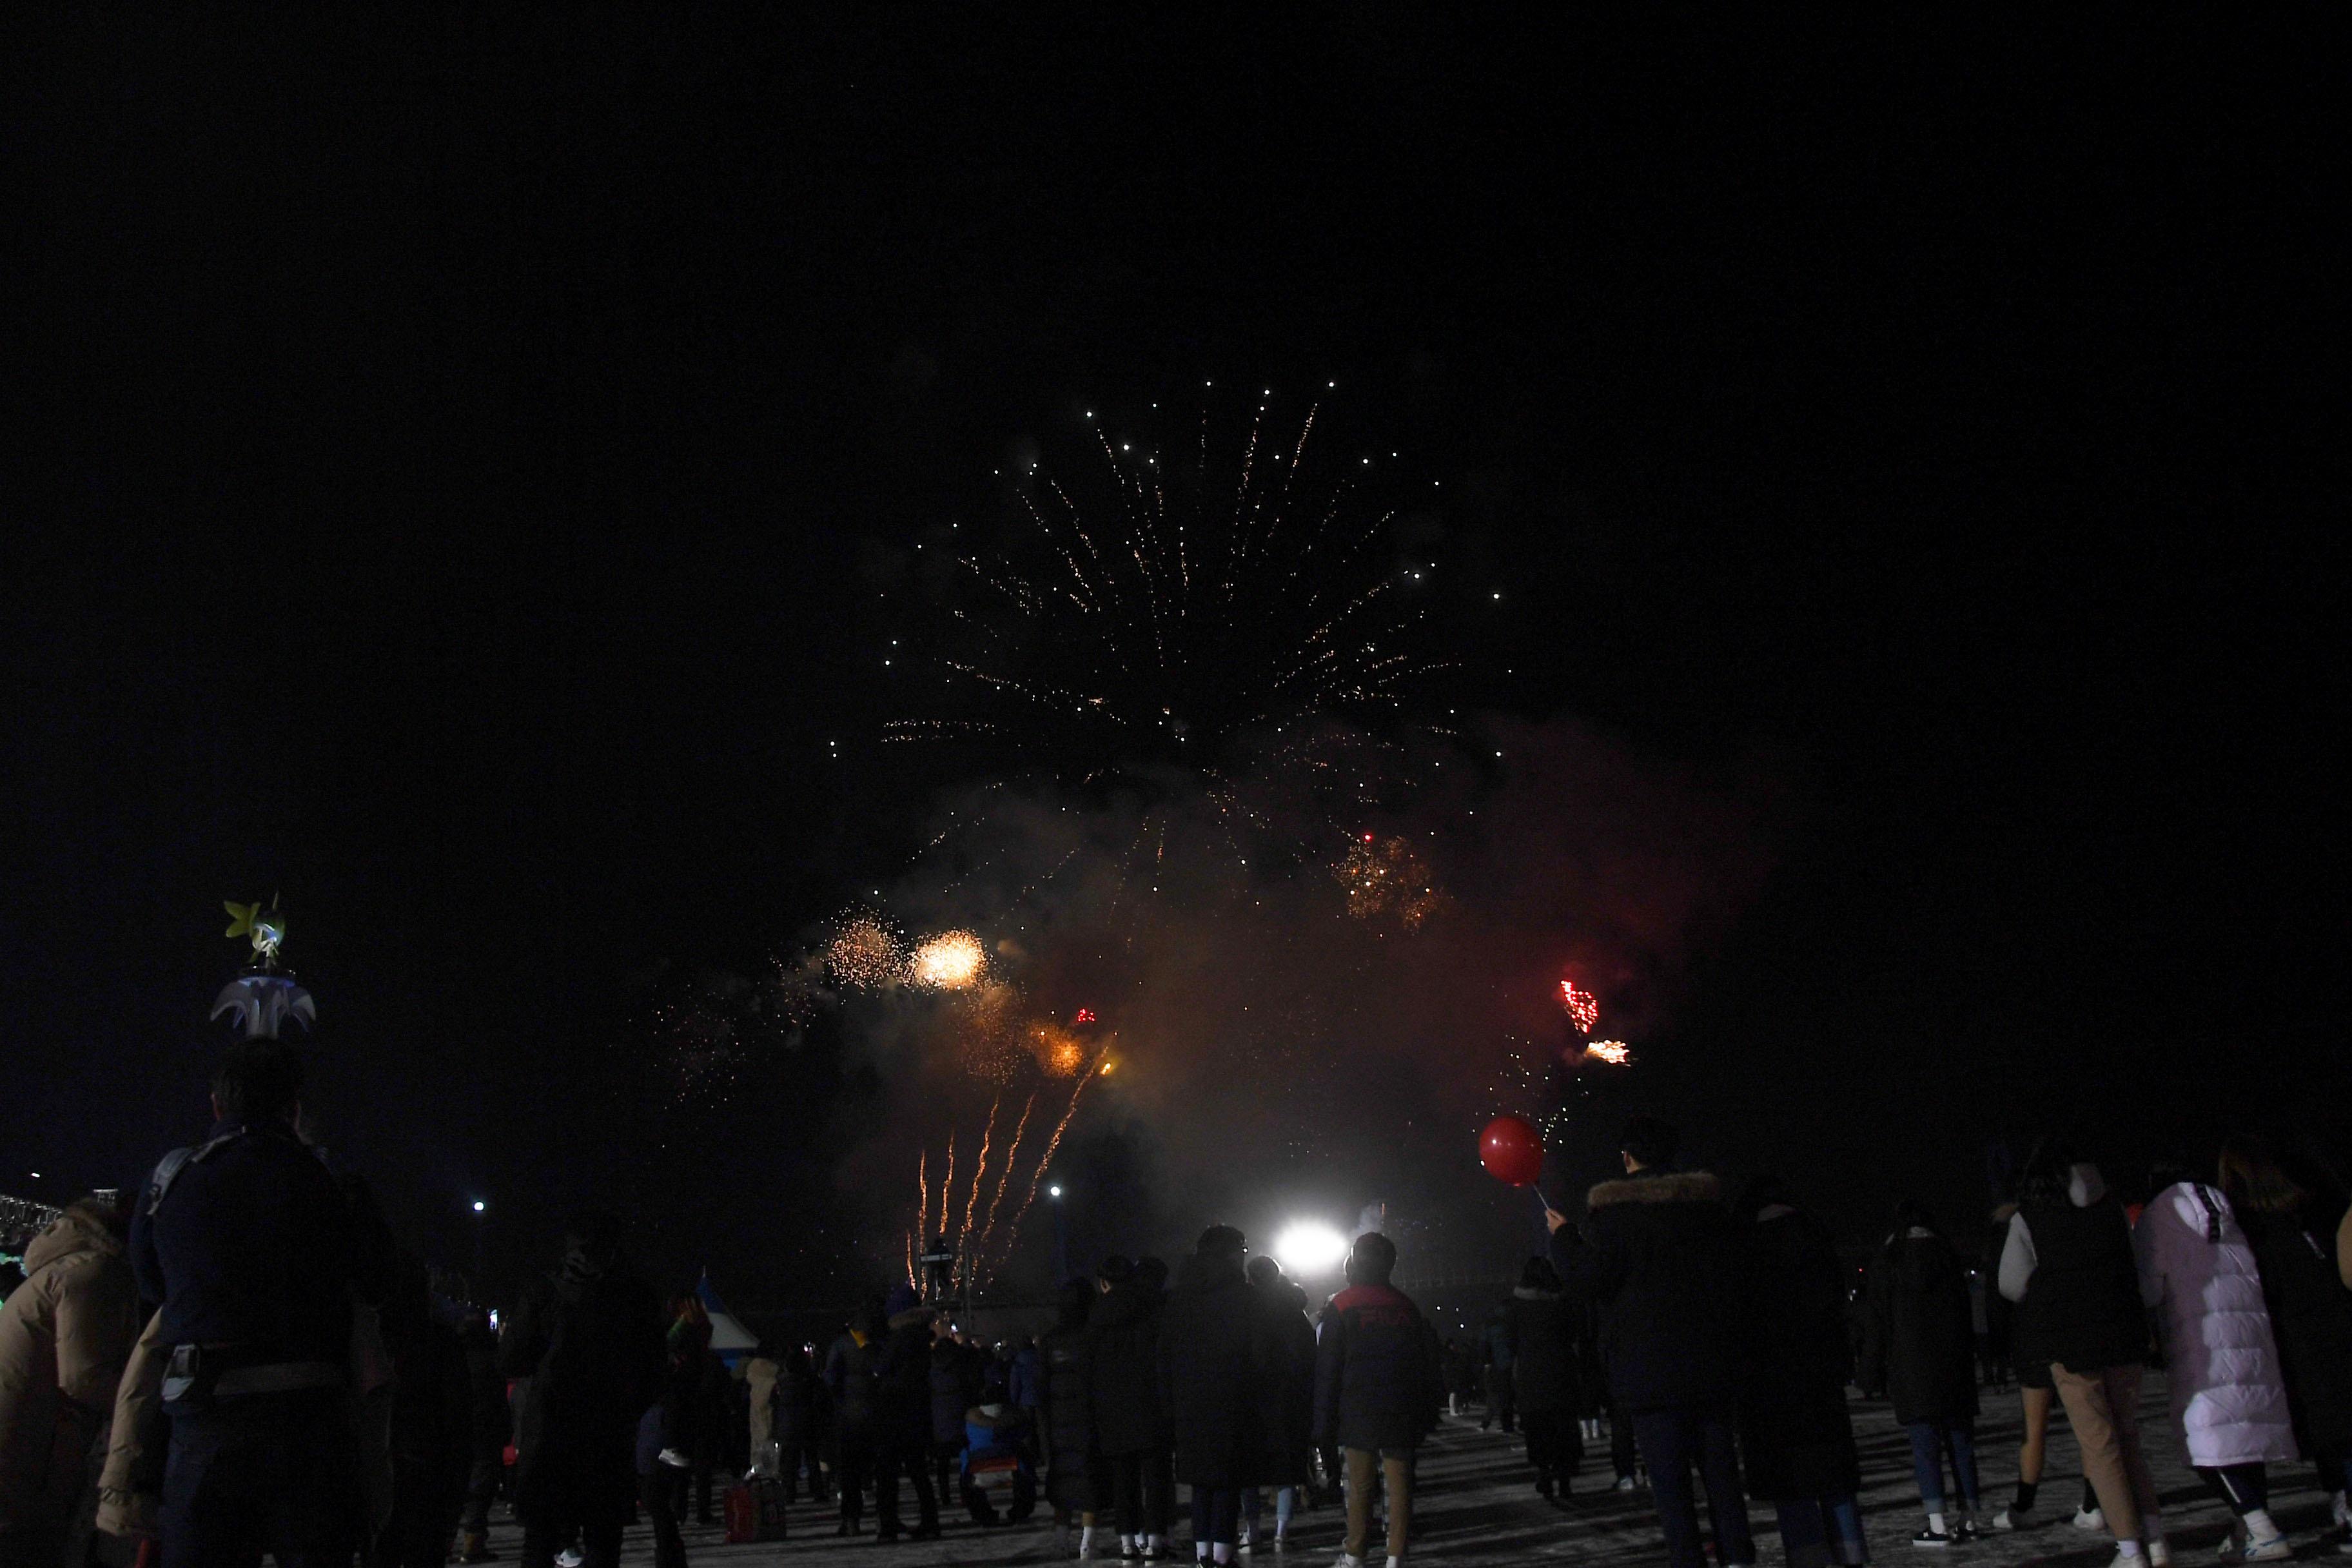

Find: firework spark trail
<box><xmin>991</xmin><ymin>1048</ymin><xmax>1110</xmax><ymax>1266</ymax></box>
<box><xmin>939</xmin><ymin>1130</ymin><xmax>957</xmax><ymax>1242</ymax></box>
<box><xmin>975</xmin><ymin>1093</ymin><xmax>1038</xmax><ymax>1260</ymax></box>
<box><xmin>916</xmin><ymin>1148</ymin><xmax>930</xmax><ymax>1245</ymax></box>
<box><xmin>961</xmin><ymin>1095</ymin><xmax>1001</xmax><ymax>1240</ymax></box>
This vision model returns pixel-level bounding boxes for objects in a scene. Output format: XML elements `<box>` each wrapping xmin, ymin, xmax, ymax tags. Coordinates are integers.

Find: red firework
<box><xmin>1559</xmin><ymin>979</ymin><xmax>1600</xmax><ymax>1034</ymax></box>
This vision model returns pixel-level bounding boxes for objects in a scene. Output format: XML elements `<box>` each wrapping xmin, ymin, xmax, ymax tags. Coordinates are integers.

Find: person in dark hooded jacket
<box><xmin>1161</xmin><ymin>1228</ymin><xmax>1279</xmax><ymax>1565</ymax></box>
<box><xmin>871</xmin><ymin>1284</ymin><xmax>942</xmax><ymax>1541</ymax></box>
<box><xmin>496</xmin><ymin>1213</ymin><xmax>667</xmax><ymax>1568</ymax></box>
<box><xmin>1547</xmin><ymin>1114</ymin><xmax>1752</xmax><ymax>1568</ymax></box>
<box><xmin>1037</xmin><ymin>1278</ymin><xmax>1101</xmax><ymax>1552</ymax></box>
<box><xmin>2222</xmin><ymin>1138</ymin><xmax>2352</xmax><ymax>1516</ymax></box>
<box><xmin>1244</xmin><ymin>1258</ymin><xmax>1317</xmax><ymax>1550</ymax></box>
<box><xmin>822</xmin><ymin>1302</ymin><xmax>886</xmax><ymax>1533</ymax></box>
<box><xmin>1863</xmin><ymin>1200</ymin><xmax>1983</xmax><ymax>1546</ymax></box>
<box><xmin>1505</xmin><ymin>1256</ymin><xmax>1583</xmax><ymax>1501</ymax></box>
<box><xmin>370</xmin><ymin>1253</ymin><xmax>473</xmax><ymax>1568</ymax></box>
<box><xmin>1736</xmin><ymin>1177</ymin><xmax>1867</xmax><ymax>1568</ymax></box>
<box><xmin>1314</xmin><ymin>1232</ymin><xmax>1442</xmax><ymax>1568</ymax></box>
<box><xmin>1085</xmin><ymin>1255</ymin><xmax>1170</xmax><ymax>1557</ymax></box>
<box><xmin>776</xmin><ymin>1344</ymin><xmax>828</xmax><ymax>1504</ymax></box>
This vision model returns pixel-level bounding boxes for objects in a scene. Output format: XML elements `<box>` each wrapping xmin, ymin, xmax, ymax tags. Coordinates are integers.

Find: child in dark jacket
<box><xmin>1313</xmin><ymin>1232</ymin><xmax>1442</xmax><ymax>1568</ymax></box>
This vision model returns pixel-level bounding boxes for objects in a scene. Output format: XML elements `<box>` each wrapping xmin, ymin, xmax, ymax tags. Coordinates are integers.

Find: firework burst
<box><xmin>910</xmin><ymin>930</ymin><xmax>987</xmax><ymax>989</ymax></box>
<box><xmin>1333</xmin><ymin>832</ymin><xmax>1447</xmax><ymax>927</ymax></box>
<box><xmin>1558</xmin><ymin>979</ymin><xmax>1600</xmax><ymax>1034</ymax></box>
<box><xmin>894</xmin><ymin>390</ymin><xmax>1455</xmax><ymax>827</ymax></box>
<box><xmin>1583</xmin><ymin>1040</ymin><xmax>1633</xmax><ymax>1066</ymax></box>
<box><xmin>828</xmin><ymin>914</ymin><xmax>906</xmax><ymax>989</ymax></box>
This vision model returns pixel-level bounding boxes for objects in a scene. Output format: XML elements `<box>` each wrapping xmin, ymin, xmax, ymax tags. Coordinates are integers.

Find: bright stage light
<box><xmin>1272</xmin><ymin>1221</ymin><xmax>1350</xmax><ymax>1277</ymax></box>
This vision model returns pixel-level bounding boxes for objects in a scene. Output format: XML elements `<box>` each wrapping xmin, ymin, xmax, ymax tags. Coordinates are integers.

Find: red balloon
<box><xmin>1480</xmin><ymin>1114</ymin><xmax>1545</xmax><ymax>1187</ymax></box>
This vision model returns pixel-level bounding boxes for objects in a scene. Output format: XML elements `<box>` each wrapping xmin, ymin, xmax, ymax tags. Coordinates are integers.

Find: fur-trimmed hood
<box><xmin>1587</xmin><ymin>1170</ymin><xmax>1721</xmax><ymax>1210</ymax></box>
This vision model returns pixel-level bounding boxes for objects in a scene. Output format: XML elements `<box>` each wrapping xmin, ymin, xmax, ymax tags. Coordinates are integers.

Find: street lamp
<box><xmin>469</xmin><ymin>1199</ymin><xmax>488</xmax><ymax>1289</ymax></box>
<box><xmin>1048</xmin><ymin>1183</ymin><xmax>1070</xmax><ymax>1280</ymax></box>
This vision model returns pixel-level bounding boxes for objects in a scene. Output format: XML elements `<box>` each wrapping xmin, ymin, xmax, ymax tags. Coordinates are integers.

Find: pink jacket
<box><xmin>2135</xmin><ymin>1182</ymin><xmax>2297</xmax><ymax>1467</ymax></box>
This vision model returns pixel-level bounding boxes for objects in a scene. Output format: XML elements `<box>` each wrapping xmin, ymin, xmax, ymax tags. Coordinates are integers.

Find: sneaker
<box><xmin>1143</xmin><ymin>1540</ymin><xmax>1162</xmax><ymax>1561</ymax></box>
<box><xmin>555</xmin><ymin>1554</ymin><xmax>583</xmax><ymax>1568</ymax></box>
<box><xmin>1912</xmin><ymin>1527</ymin><xmax>1953</xmax><ymax>1549</ymax></box>
<box><xmin>2243</xmin><ymin>1537</ymin><xmax>2293</xmax><ymax>1563</ymax></box>
<box><xmin>1994</xmin><ymin>1507</ymin><xmax>2032</xmax><ymax>1531</ymax></box>
<box><xmin>1955</xmin><ymin>1520</ymin><xmax>1981</xmax><ymax>1542</ymax></box>
<box><xmin>1614</xmin><ymin>1475</ymin><xmax>1639</xmax><ymax>1493</ymax></box>
<box><xmin>2075</xmin><ymin>1506</ymin><xmax>2108</xmax><ymax>1531</ymax></box>
<box><xmin>1332</xmin><ymin>1556</ymin><xmax>1362</xmax><ymax>1568</ymax></box>
<box><xmin>2148</xmin><ymin>1540</ymin><xmax>2171</xmax><ymax>1567</ymax></box>
<box><xmin>1121</xmin><ymin>1549</ymin><xmax>1142</xmax><ymax>1565</ymax></box>
<box><xmin>657</xmin><ymin>1446</ymin><xmax>692</xmax><ymax>1469</ymax></box>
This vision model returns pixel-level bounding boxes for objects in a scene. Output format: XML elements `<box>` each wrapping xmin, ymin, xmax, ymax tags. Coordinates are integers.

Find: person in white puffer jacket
<box><xmin>2134</xmin><ymin>1176</ymin><xmax>2300</xmax><ymax>1562</ymax></box>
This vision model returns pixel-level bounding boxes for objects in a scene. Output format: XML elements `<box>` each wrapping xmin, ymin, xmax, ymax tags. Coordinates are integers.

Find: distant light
<box><xmin>471</xmin><ymin>1200</ymin><xmax>486</xmax><ymax>1213</ymax></box>
<box><xmin>1048</xmin><ymin>1185</ymin><xmax>1063</xmax><ymax>1199</ymax></box>
<box><xmin>28</xmin><ymin>1171</ymin><xmax>39</xmax><ymax>1179</ymax></box>
<box><xmin>1273</xmin><ymin>1221</ymin><xmax>1351</xmax><ymax>1277</ymax></box>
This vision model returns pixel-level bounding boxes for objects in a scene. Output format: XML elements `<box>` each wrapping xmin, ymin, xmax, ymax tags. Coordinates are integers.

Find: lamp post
<box><xmin>1048</xmin><ymin>1183</ymin><xmax>1070</xmax><ymax>1281</ymax></box>
<box><xmin>469</xmin><ymin>1199</ymin><xmax>487</xmax><ymax>1289</ymax></box>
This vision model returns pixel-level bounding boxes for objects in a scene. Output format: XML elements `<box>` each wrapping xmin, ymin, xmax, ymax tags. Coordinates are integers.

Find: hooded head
<box><xmin>1097</xmin><ymin>1254</ymin><xmax>1137</xmax><ymax>1288</ymax></box>
<box><xmin>1344</xmin><ymin>1231</ymin><xmax>1398</xmax><ymax>1288</ymax></box>
<box><xmin>1196</xmin><ymin>1225</ymin><xmax>1246</xmax><ymax>1261</ymax></box>
<box><xmin>1518</xmin><ymin>1255</ymin><xmax>1561</xmax><ymax>1292</ymax></box>
<box><xmin>1245</xmin><ymin>1254</ymin><xmax>1284</xmax><ymax>1289</ymax></box>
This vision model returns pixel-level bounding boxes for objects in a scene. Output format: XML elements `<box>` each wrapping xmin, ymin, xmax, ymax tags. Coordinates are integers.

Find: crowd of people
<box><xmin>6</xmin><ymin>1043</ymin><xmax>2352</xmax><ymax>1568</ymax></box>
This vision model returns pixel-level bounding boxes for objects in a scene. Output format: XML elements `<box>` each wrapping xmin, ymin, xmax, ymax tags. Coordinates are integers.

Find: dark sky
<box><xmin>3</xmin><ymin>10</ymin><xmax>2333</xmax><ymax>1298</ymax></box>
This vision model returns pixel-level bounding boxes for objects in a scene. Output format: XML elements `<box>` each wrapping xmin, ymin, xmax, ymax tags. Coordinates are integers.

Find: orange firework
<box><xmin>911</xmin><ymin>930</ymin><xmax>986</xmax><ymax>989</ymax></box>
<box><xmin>975</xmin><ymin>1093</ymin><xmax>1038</xmax><ymax>1257</ymax></box>
<box><xmin>1559</xmin><ymin>979</ymin><xmax>1600</xmax><ymax>1034</ymax></box>
<box><xmin>962</xmin><ymin>1097</ymin><xmax>1001</xmax><ymax>1240</ymax></box>
<box><xmin>828</xmin><ymin>913</ymin><xmax>905</xmax><ymax>988</ymax></box>
<box><xmin>1334</xmin><ymin>833</ymin><xmax>1447</xmax><ymax>927</ymax></box>
<box><xmin>990</xmin><ymin>1045</ymin><xmax>1111</xmax><ymax>1267</ymax></box>
<box><xmin>1026</xmin><ymin>1019</ymin><xmax>1086</xmax><ymax>1077</ymax></box>
<box><xmin>1583</xmin><ymin>1040</ymin><xmax>1632</xmax><ymax>1066</ymax></box>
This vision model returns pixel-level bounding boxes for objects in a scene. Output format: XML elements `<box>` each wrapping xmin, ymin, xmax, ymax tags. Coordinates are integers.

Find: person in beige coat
<box><xmin>0</xmin><ymin>1197</ymin><xmax>142</xmax><ymax>1567</ymax></box>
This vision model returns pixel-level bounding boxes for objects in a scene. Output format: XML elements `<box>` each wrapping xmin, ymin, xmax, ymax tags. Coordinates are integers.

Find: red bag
<box><xmin>725</xmin><ymin>1477</ymin><xmax>788</xmax><ymax>1544</ymax></box>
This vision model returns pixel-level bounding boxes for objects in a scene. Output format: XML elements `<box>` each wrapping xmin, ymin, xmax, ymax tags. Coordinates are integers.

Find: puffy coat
<box><xmin>1256</xmin><ymin>1282</ymin><xmax>1317</xmax><ymax>1485</ymax></box>
<box><xmin>1039</xmin><ymin>1322</ymin><xmax>1094</xmax><ymax>1507</ymax></box>
<box><xmin>1861</xmin><ymin>1228</ymin><xmax>1979</xmax><ymax>1426</ymax></box>
<box><xmin>1313</xmin><ymin>1282</ymin><xmax>1443</xmax><ymax>1453</ymax></box>
<box><xmin>1552</xmin><ymin>1170</ymin><xmax>1739</xmax><ymax>1413</ymax></box>
<box><xmin>1159</xmin><ymin>1252</ymin><xmax>1279</xmax><ymax>1485</ymax></box>
<box><xmin>496</xmin><ymin>1248</ymin><xmax>667</xmax><ymax>1522</ymax></box>
<box><xmin>1505</xmin><ymin>1286</ymin><xmax>1582</xmax><ymax>1416</ymax></box>
<box><xmin>1482</xmin><ymin>1309</ymin><xmax>1517</xmax><ymax>1375</ymax></box>
<box><xmin>0</xmin><ymin>1200</ymin><xmax>141</xmax><ymax>1531</ymax></box>
<box><xmin>2135</xmin><ymin>1182</ymin><xmax>2297</xmax><ymax>1467</ymax></box>
<box><xmin>1084</xmin><ymin>1282</ymin><xmax>1163</xmax><ymax>1457</ymax></box>
<box><xmin>873</xmin><ymin>1309</ymin><xmax>937</xmax><ymax>1449</ymax></box>
<box><xmin>744</xmin><ymin>1355</ymin><xmax>779</xmax><ymax>1456</ymax></box>
<box><xmin>2240</xmin><ymin>1199</ymin><xmax>2352</xmax><ymax>1453</ymax></box>
<box><xmin>1738</xmin><ymin>1207</ymin><xmax>1859</xmax><ymax>1500</ymax></box>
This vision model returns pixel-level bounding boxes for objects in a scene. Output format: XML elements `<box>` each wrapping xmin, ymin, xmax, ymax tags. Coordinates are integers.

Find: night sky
<box><xmin>4</xmin><ymin>12</ymin><xmax>2333</xmax><ymax>1303</ymax></box>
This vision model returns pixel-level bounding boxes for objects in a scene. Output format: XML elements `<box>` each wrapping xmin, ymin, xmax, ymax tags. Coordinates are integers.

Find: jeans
<box><xmin>162</xmin><ymin>1390</ymin><xmax>357</xmax><ymax>1568</ymax></box>
<box><xmin>1343</xmin><ymin>1449</ymin><xmax>1415</xmax><ymax>1562</ymax></box>
<box><xmin>1776</xmin><ymin>1496</ymin><xmax>1868</xmax><ymax>1567</ymax></box>
<box><xmin>1903</xmin><ymin>1420</ymin><xmax>1981</xmax><ymax>1513</ymax></box>
<box><xmin>1630</xmin><ymin>1403</ymin><xmax>1754</xmax><ymax>1568</ymax></box>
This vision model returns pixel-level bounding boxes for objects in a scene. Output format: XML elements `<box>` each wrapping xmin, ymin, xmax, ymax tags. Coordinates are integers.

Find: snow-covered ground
<box><xmin>496</xmin><ymin>1377</ymin><xmax>2341</xmax><ymax>1565</ymax></box>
